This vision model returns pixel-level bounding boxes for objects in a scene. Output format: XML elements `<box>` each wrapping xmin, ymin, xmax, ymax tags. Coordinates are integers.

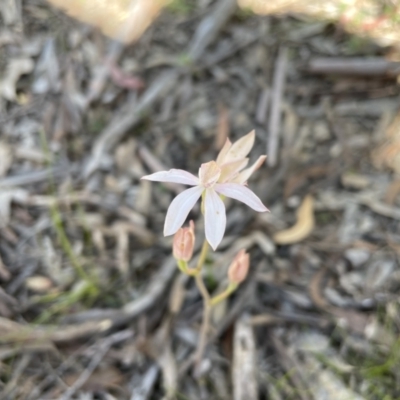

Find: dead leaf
<box><xmin>47</xmin><ymin>0</ymin><xmax>169</xmax><ymax>44</ymax></box>
<box><xmin>384</xmin><ymin>179</ymin><xmax>400</xmax><ymax>205</ymax></box>
<box><xmin>273</xmin><ymin>195</ymin><xmax>315</xmax><ymax>245</ymax></box>
<box><xmin>238</xmin><ymin>0</ymin><xmax>400</xmax><ymax>48</ymax></box>
<box><xmin>0</xmin><ymin>58</ymin><xmax>34</xmax><ymax>101</ymax></box>
<box><xmin>372</xmin><ymin>109</ymin><xmax>400</xmax><ymax>174</ymax></box>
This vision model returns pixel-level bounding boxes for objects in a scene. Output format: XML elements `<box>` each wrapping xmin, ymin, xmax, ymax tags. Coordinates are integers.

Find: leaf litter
<box><xmin>0</xmin><ymin>0</ymin><xmax>400</xmax><ymax>398</ymax></box>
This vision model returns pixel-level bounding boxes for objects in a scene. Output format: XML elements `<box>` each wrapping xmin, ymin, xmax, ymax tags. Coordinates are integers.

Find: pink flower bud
<box><xmin>228</xmin><ymin>249</ymin><xmax>250</xmax><ymax>284</ymax></box>
<box><xmin>173</xmin><ymin>220</ymin><xmax>195</xmax><ymax>262</ymax></box>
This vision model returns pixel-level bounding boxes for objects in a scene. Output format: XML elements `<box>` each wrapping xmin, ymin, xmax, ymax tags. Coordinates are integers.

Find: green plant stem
<box><xmin>190</xmin><ymin>239</ymin><xmax>209</xmax><ymax>275</ymax></box>
<box><xmin>177</xmin><ymin>259</ymin><xmax>189</xmax><ymax>274</ymax></box>
<box><xmin>177</xmin><ymin>239</ymin><xmax>210</xmax><ymax>276</ymax></box>
<box><xmin>210</xmin><ymin>282</ymin><xmax>237</xmax><ymax>306</ymax></box>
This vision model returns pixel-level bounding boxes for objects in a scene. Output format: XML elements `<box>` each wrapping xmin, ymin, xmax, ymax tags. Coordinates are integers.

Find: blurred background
<box><xmin>1</xmin><ymin>0</ymin><xmax>400</xmax><ymax>399</ymax></box>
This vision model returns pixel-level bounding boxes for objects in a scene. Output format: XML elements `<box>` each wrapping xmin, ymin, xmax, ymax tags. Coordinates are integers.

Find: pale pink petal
<box><xmin>216</xmin><ymin>138</ymin><xmax>232</xmax><ymax>165</ymax></box>
<box><xmin>215</xmin><ymin>183</ymin><xmax>269</xmax><ymax>212</ymax></box>
<box><xmin>233</xmin><ymin>155</ymin><xmax>266</xmax><ymax>184</ymax></box>
<box><xmin>204</xmin><ymin>188</ymin><xmax>226</xmax><ymax>250</ymax></box>
<box><xmin>141</xmin><ymin>169</ymin><xmax>199</xmax><ymax>186</ymax></box>
<box><xmin>219</xmin><ymin>158</ymin><xmax>249</xmax><ymax>183</ymax></box>
<box><xmin>224</xmin><ymin>130</ymin><xmax>255</xmax><ymax>163</ymax></box>
<box><xmin>164</xmin><ymin>186</ymin><xmax>203</xmax><ymax>236</ymax></box>
<box><xmin>198</xmin><ymin>161</ymin><xmax>221</xmax><ymax>188</ymax></box>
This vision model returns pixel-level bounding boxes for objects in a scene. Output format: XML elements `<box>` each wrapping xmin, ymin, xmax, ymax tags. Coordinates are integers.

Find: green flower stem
<box><xmin>193</xmin><ymin>239</ymin><xmax>209</xmax><ymax>274</ymax></box>
<box><xmin>177</xmin><ymin>259</ymin><xmax>189</xmax><ymax>274</ymax></box>
<box><xmin>175</xmin><ymin>235</ymin><xmax>238</xmax><ymax>369</ymax></box>
<box><xmin>210</xmin><ymin>282</ymin><xmax>238</xmax><ymax>306</ymax></box>
<box><xmin>176</xmin><ymin>239</ymin><xmax>210</xmax><ymax>276</ymax></box>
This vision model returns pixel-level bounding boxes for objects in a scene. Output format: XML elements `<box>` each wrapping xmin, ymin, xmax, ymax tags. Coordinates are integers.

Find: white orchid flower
<box><xmin>216</xmin><ymin>130</ymin><xmax>267</xmax><ymax>184</ymax></box>
<box><xmin>141</xmin><ymin>131</ymin><xmax>269</xmax><ymax>250</ymax></box>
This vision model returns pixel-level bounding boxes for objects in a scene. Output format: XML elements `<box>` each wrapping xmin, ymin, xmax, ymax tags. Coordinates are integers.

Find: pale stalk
<box><xmin>210</xmin><ymin>282</ymin><xmax>237</xmax><ymax>306</ymax></box>
<box><xmin>181</xmin><ymin>233</ymin><xmax>210</xmax><ymax>276</ymax></box>
<box><xmin>194</xmin><ymin>265</ymin><xmax>211</xmax><ymax>368</ymax></box>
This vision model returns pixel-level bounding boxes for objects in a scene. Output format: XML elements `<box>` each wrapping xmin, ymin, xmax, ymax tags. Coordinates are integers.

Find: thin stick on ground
<box><xmin>267</xmin><ymin>46</ymin><xmax>288</xmax><ymax>167</ymax></box>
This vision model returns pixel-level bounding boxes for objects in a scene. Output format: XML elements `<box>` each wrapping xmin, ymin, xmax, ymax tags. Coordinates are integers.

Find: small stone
<box><xmin>344</xmin><ymin>248</ymin><xmax>371</xmax><ymax>267</ymax></box>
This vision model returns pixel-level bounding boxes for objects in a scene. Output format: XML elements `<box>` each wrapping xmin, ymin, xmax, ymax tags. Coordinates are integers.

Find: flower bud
<box><xmin>228</xmin><ymin>249</ymin><xmax>250</xmax><ymax>284</ymax></box>
<box><xmin>173</xmin><ymin>220</ymin><xmax>195</xmax><ymax>262</ymax></box>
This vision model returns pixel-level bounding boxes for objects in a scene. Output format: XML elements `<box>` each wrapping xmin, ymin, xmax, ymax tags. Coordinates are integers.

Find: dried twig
<box><xmin>0</xmin><ymin>165</ymin><xmax>74</xmax><ymax>188</ymax></box>
<box><xmin>267</xmin><ymin>47</ymin><xmax>288</xmax><ymax>167</ymax></box>
<box><xmin>188</xmin><ymin>0</ymin><xmax>237</xmax><ymax>62</ymax></box>
<box><xmin>232</xmin><ymin>315</ymin><xmax>258</xmax><ymax>400</ymax></box>
<box><xmin>307</xmin><ymin>57</ymin><xmax>400</xmax><ymax>77</ymax></box>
